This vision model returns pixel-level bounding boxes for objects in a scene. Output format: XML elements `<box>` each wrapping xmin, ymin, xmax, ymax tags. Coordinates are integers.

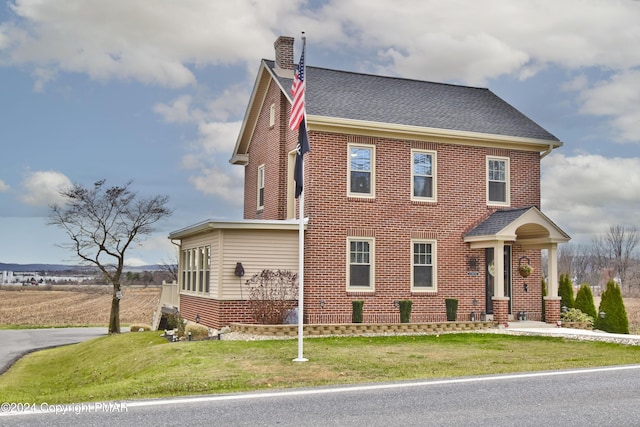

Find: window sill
<box><xmin>347</xmin><ymin>289</ymin><xmax>375</xmax><ymax>295</ymax></box>
<box><xmin>347</xmin><ymin>195</ymin><xmax>376</xmax><ymax>202</ymax></box>
<box><xmin>411</xmin><ymin>199</ymin><xmax>437</xmax><ymax>205</ymax></box>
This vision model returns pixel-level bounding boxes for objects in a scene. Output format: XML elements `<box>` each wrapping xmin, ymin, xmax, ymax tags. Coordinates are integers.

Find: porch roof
<box><xmin>168</xmin><ymin>218</ymin><xmax>308</xmax><ymax>240</ymax></box>
<box><xmin>463</xmin><ymin>206</ymin><xmax>570</xmax><ymax>248</ymax></box>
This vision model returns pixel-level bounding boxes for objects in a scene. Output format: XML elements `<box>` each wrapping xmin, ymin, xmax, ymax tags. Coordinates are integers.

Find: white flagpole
<box><xmin>293</xmin><ymin>34</ymin><xmax>308</xmax><ymax>363</ymax></box>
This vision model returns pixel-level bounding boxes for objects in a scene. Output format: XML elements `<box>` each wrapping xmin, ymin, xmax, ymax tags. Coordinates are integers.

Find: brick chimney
<box><xmin>274</xmin><ymin>36</ymin><xmax>295</xmax><ymax>72</ymax></box>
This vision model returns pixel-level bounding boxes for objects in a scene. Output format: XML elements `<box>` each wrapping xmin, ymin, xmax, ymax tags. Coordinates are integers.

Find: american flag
<box><xmin>288</xmin><ymin>42</ymin><xmax>306</xmax><ymax>131</ymax></box>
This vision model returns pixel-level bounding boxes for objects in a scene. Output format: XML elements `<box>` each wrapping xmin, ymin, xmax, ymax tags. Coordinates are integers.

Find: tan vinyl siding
<box><xmin>220</xmin><ymin>229</ymin><xmax>299</xmax><ymax>300</ymax></box>
<box><xmin>210</xmin><ymin>231</ymin><xmax>221</xmax><ymax>298</ymax></box>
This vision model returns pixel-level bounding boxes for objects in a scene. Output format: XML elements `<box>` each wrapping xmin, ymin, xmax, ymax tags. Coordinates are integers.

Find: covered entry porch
<box><xmin>464</xmin><ymin>206</ymin><xmax>570</xmax><ymax>325</ymax></box>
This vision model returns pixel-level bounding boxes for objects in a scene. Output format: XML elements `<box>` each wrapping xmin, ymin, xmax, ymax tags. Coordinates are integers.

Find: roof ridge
<box><xmin>263</xmin><ymin>58</ymin><xmax>489</xmax><ymax>91</ymax></box>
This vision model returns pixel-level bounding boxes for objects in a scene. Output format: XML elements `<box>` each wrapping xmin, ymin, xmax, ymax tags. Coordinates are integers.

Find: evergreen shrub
<box><xmin>352</xmin><ymin>300</ymin><xmax>364</xmax><ymax>323</ymax></box>
<box><xmin>574</xmin><ymin>283</ymin><xmax>597</xmax><ymax>320</ymax></box>
<box><xmin>445</xmin><ymin>298</ymin><xmax>458</xmax><ymax>321</ymax></box>
<box><xmin>596</xmin><ymin>280</ymin><xmax>629</xmax><ymax>334</ymax></box>
<box><xmin>558</xmin><ymin>273</ymin><xmax>575</xmax><ymax>309</ymax></box>
<box><xmin>399</xmin><ymin>300</ymin><xmax>412</xmax><ymax>323</ymax></box>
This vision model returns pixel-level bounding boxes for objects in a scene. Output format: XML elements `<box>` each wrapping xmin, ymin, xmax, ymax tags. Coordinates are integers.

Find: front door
<box><xmin>485</xmin><ymin>246</ymin><xmax>512</xmax><ymax>315</ymax></box>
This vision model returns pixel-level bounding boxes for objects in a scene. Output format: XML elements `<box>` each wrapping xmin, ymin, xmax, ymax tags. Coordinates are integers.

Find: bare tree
<box><xmin>159</xmin><ymin>254</ymin><xmax>179</xmax><ymax>282</ymax></box>
<box><xmin>49</xmin><ymin>180</ymin><xmax>172</xmax><ymax>333</ymax></box>
<box><xmin>557</xmin><ymin>244</ymin><xmax>574</xmax><ymax>277</ymax></box>
<box><xmin>606</xmin><ymin>225</ymin><xmax>638</xmax><ymax>293</ymax></box>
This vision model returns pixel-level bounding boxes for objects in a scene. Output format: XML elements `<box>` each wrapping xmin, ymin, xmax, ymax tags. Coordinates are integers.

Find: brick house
<box><xmin>169</xmin><ymin>36</ymin><xmax>570</xmax><ymax>329</ymax></box>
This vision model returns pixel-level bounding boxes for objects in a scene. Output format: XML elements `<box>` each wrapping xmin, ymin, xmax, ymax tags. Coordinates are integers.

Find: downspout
<box><xmin>540</xmin><ymin>144</ymin><xmax>554</xmax><ymax>159</ymax></box>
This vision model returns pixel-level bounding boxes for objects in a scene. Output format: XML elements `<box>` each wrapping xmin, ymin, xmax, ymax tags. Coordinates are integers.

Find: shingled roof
<box><xmin>266</xmin><ymin>59</ymin><xmax>559</xmax><ymax>142</ymax></box>
<box><xmin>463</xmin><ymin>206</ymin><xmax>570</xmax><ymax>244</ymax></box>
<box><xmin>464</xmin><ymin>207</ymin><xmax>534</xmax><ymax>237</ymax></box>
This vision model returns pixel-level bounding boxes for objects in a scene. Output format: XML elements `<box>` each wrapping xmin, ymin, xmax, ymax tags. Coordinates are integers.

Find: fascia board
<box><xmin>308</xmin><ymin>115</ymin><xmax>563</xmax><ymax>152</ymax></box>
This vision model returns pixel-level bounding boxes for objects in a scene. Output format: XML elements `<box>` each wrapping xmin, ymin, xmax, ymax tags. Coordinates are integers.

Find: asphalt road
<box><xmin>0</xmin><ymin>327</ymin><xmax>108</xmax><ymax>374</ymax></box>
<box><xmin>3</xmin><ymin>365</ymin><xmax>640</xmax><ymax>426</ymax></box>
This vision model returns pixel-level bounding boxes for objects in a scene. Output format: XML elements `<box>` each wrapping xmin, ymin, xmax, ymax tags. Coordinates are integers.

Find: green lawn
<box><xmin>2</xmin><ymin>332</ymin><xmax>640</xmax><ymax>404</ymax></box>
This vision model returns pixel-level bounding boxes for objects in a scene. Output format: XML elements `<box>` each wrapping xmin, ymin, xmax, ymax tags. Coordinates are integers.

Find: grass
<box><xmin>2</xmin><ymin>332</ymin><xmax>640</xmax><ymax>404</ymax></box>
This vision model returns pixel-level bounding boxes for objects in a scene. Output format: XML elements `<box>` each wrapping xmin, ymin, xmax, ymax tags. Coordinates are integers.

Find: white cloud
<box><xmin>19</xmin><ymin>170</ymin><xmax>72</xmax><ymax>207</ymax></box>
<box><xmin>317</xmin><ymin>0</ymin><xmax>640</xmax><ymax>84</ymax></box>
<box><xmin>0</xmin><ymin>179</ymin><xmax>9</xmax><ymax>192</ymax></box>
<box><xmin>155</xmin><ymin>89</ymin><xmax>246</xmax><ymax>201</ymax></box>
<box><xmin>153</xmin><ymin>95</ymin><xmax>198</xmax><ymax>124</ymax></box>
<box><xmin>542</xmin><ymin>153</ymin><xmax>640</xmax><ymax>242</ymax></box>
<box><xmin>576</xmin><ymin>70</ymin><xmax>640</xmax><ymax>143</ymax></box>
<box><xmin>187</xmin><ymin>163</ymin><xmax>244</xmax><ymax>204</ymax></box>
<box><xmin>1</xmin><ymin>0</ymin><xmax>301</xmax><ymax>89</ymax></box>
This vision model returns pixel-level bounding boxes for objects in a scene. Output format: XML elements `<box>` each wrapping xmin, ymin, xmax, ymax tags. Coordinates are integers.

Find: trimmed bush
<box><xmin>166</xmin><ymin>312</ymin><xmax>186</xmax><ymax>337</ymax></box>
<box><xmin>558</xmin><ymin>273</ymin><xmax>574</xmax><ymax>309</ymax></box>
<box><xmin>129</xmin><ymin>324</ymin><xmax>151</xmax><ymax>332</ymax></box>
<box><xmin>399</xmin><ymin>300</ymin><xmax>412</xmax><ymax>323</ymax></box>
<box><xmin>352</xmin><ymin>300</ymin><xmax>364</xmax><ymax>323</ymax></box>
<box><xmin>574</xmin><ymin>283</ymin><xmax>597</xmax><ymax>320</ymax></box>
<box><xmin>596</xmin><ymin>280</ymin><xmax>629</xmax><ymax>334</ymax></box>
<box><xmin>186</xmin><ymin>323</ymin><xmax>210</xmax><ymax>340</ymax></box>
<box><xmin>560</xmin><ymin>308</ymin><xmax>594</xmax><ymax>327</ymax></box>
<box><xmin>445</xmin><ymin>298</ymin><xmax>458</xmax><ymax>321</ymax></box>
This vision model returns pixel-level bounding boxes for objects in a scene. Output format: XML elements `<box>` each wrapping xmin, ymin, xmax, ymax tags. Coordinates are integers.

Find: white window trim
<box><xmin>257</xmin><ymin>164</ymin><xmax>265</xmax><ymax>210</ymax></box>
<box><xmin>269</xmin><ymin>103</ymin><xmax>276</xmax><ymax>127</ymax></box>
<box><xmin>486</xmin><ymin>156</ymin><xmax>510</xmax><ymax>206</ymax></box>
<box><xmin>180</xmin><ymin>246</ymin><xmax>211</xmax><ymax>295</ymax></box>
<box><xmin>347</xmin><ymin>143</ymin><xmax>376</xmax><ymax>198</ymax></box>
<box><xmin>346</xmin><ymin>237</ymin><xmax>375</xmax><ymax>292</ymax></box>
<box><xmin>411</xmin><ymin>149</ymin><xmax>437</xmax><ymax>202</ymax></box>
<box><xmin>411</xmin><ymin>239</ymin><xmax>437</xmax><ymax>292</ymax></box>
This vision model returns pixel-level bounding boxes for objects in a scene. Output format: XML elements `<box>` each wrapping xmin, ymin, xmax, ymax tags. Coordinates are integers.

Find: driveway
<box><xmin>0</xmin><ymin>327</ymin><xmax>108</xmax><ymax>375</ymax></box>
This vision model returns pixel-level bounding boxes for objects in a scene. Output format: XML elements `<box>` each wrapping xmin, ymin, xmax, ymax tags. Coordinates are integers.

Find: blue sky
<box><xmin>1</xmin><ymin>0</ymin><xmax>640</xmax><ymax>265</ymax></box>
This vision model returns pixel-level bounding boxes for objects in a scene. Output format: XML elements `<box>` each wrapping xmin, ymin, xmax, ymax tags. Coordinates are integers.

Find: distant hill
<box><xmin>0</xmin><ymin>263</ymin><xmax>163</xmax><ymax>272</ymax></box>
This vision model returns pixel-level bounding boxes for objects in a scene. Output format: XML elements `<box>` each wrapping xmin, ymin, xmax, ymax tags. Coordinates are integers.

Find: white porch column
<box><xmin>493</xmin><ymin>242</ymin><xmax>504</xmax><ymax>298</ymax></box>
<box><xmin>547</xmin><ymin>243</ymin><xmax>559</xmax><ymax>297</ymax></box>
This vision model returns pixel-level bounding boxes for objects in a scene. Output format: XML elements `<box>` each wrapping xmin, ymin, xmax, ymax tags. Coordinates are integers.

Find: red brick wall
<box><xmin>180</xmin><ymin>294</ymin><xmax>254</xmax><ymax>329</ymax></box>
<box><xmin>296</xmin><ymin>131</ymin><xmax>543</xmax><ymax>324</ymax></box>
<box><xmin>191</xmin><ymin>75</ymin><xmax>546</xmax><ymax>328</ymax></box>
<box><xmin>244</xmin><ymin>82</ymin><xmax>295</xmax><ymax>220</ymax></box>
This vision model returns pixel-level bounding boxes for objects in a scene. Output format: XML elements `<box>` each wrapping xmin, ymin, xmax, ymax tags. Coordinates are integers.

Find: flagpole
<box><xmin>293</xmin><ymin>34</ymin><xmax>308</xmax><ymax>363</ymax></box>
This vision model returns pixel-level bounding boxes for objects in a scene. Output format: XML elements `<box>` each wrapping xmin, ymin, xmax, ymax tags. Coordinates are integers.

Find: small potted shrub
<box><xmin>399</xmin><ymin>300</ymin><xmax>412</xmax><ymax>323</ymax></box>
<box><xmin>445</xmin><ymin>298</ymin><xmax>458</xmax><ymax>321</ymax></box>
<box><xmin>352</xmin><ymin>300</ymin><xmax>364</xmax><ymax>323</ymax></box>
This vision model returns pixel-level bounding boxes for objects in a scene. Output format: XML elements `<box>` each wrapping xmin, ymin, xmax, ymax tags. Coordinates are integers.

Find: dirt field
<box><xmin>0</xmin><ymin>285</ymin><xmax>161</xmax><ymax>327</ymax></box>
<box><xmin>1</xmin><ymin>286</ymin><xmax>639</xmax><ymax>332</ymax></box>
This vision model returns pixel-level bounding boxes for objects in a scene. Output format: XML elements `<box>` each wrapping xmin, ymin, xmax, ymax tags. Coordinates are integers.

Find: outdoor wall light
<box><xmin>562</xmin><ymin>305</ymin><xmax>568</xmax><ymax>313</ymax></box>
<box><xmin>195</xmin><ymin>314</ymin><xmax>200</xmax><ymax>323</ymax></box>
<box><xmin>320</xmin><ymin>299</ymin><xmax>325</xmax><ymax>309</ymax></box>
<box><xmin>234</xmin><ymin>262</ymin><xmax>245</xmax><ymax>277</ymax></box>
<box><xmin>523</xmin><ymin>283</ymin><xmax>528</xmax><ymax>292</ymax></box>
<box><xmin>393</xmin><ymin>300</ymin><xmax>399</xmax><ymax>308</ymax></box>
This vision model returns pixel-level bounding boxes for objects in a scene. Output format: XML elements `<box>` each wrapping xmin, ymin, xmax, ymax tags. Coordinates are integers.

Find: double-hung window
<box><xmin>412</xmin><ymin>150</ymin><xmax>436</xmax><ymax>201</ymax></box>
<box><xmin>257</xmin><ymin>164</ymin><xmax>265</xmax><ymax>210</ymax></box>
<box><xmin>348</xmin><ymin>144</ymin><xmax>375</xmax><ymax>197</ymax></box>
<box><xmin>412</xmin><ymin>240</ymin><xmax>436</xmax><ymax>291</ymax></box>
<box><xmin>487</xmin><ymin>157</ymin><xmax>510</xmax><ymax>206</ymax></box>
<box><xmin>347</xmin><ymin>238</ymin><xmax>374</xmax><ymax>290</ymax></box>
